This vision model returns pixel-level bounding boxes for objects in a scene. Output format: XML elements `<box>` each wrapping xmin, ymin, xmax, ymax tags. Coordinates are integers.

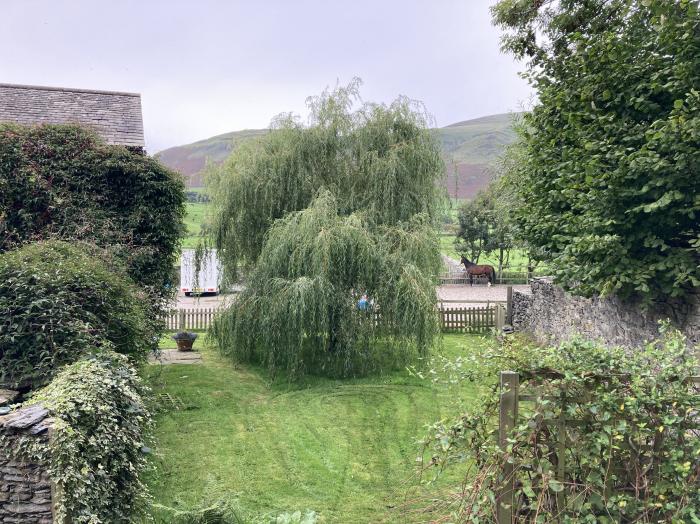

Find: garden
<box><xmin>1</xmin><ymin>0</ymin><xmax>698</xmax><ymax>523</ymax></box>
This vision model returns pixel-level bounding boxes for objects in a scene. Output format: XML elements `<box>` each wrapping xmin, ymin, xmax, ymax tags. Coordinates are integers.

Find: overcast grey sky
<box><xmin>0</xmin><ymin>0</ymin><xmax>533</xmax><ymax>152</ymax></box>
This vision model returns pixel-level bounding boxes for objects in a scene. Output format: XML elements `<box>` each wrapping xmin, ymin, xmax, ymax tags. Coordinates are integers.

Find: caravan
<box><xmin>180</xmin><ymin>249</ymin><xmax>221</xmax><ymax>296</ymax></box>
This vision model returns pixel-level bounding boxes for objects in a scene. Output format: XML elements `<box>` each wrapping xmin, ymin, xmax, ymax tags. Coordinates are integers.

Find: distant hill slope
<box><xmin>156</xmin><ymin>112</ymin><xmax>519</xmax><ymax>198</ymax></box>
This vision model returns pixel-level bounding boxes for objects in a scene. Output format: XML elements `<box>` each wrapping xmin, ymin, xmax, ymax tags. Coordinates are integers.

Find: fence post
<box><xmin>498</xmin><ymin>371</ymin><xmax>519</xmax><ymax>524</ymax></box>
<box><xmin>506</xmin><ymin>286</ymin><xmax>513</xmax><ymax>325</ymax></box>
<box><xmin>495</xmin><ymin>304</ymin><xmax>505</xmax><ymax>331</ymax></box>
<box><xmin>178</xmin><ymin>309</ymin><xmax>186</xmax><ymax>330</ymax></box>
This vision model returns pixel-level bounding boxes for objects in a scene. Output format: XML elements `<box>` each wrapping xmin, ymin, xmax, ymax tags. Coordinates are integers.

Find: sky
<box><xmin>0</xmin><ymin>0</ymin><xmax>533</xmax><ymax>153</ymax></box>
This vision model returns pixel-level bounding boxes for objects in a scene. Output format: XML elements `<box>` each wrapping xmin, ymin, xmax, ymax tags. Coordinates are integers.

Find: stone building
<box><xmin>0</xmin><ymin>82</ymin><xmax>144</xmax><ymax>149</ymax></box>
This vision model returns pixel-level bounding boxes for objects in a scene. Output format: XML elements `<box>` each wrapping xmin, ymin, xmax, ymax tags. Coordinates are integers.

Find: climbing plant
<box><xmin>0</xmin><ymin>123</ymin><xmax>186</xmax><ymax>308</ymax></box>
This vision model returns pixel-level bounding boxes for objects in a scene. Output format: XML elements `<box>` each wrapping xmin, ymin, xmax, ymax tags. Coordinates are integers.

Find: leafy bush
<box><xmin>0</xmin><ymin>123</ymin><xmax>185</xmax><ymax>304</ymax></box>
<box><xmin>421</xmin><ymin>326</ymin><xmax>700</xmax><ymax>522</ymax></box>
<box><xmin>492</xmin><ymin>0</ymin><xmax>700</xmax><ymax>302</ymax></box>
<box><xmin>4</xmin><ymin>352</ymin><xmax>151</xmax><ymax>523</ymax></box>
<box><xmin>0</xmin><ymin>241</ymin><xmax>153</xmax><ymax>390</ymax></box>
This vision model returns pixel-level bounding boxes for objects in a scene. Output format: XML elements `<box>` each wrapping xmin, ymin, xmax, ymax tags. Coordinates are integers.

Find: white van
<box><xmin>180</xmin><ymin>249</ymin><xmax>221</xmax><ymax>296</ymax></box>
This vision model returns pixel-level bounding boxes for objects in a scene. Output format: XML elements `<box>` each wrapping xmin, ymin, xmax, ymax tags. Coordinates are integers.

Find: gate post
<box><xmin>498</xmin><ymin>371</ymin><xmax>519</xmax><ymax>523</ymax></box>
<box><xmin>506</xmin><ymin>286</ymin><xmax>513</xmax><ymax>325</ymax></box>
<box><xmin>178</xmin><ymin>309</ymin><xmax>186</xmax><ymax>330</ymax></box>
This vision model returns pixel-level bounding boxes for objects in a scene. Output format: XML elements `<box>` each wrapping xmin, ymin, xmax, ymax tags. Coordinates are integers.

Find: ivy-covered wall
<box><xmin>0</xmin><ymin>403</ymin><xmax>54</xmax><ymax>523</ymax></box>
<box><xmin>514</xmin><ymin>277</ymin><xmax>700</xmax><ymax>348</ymax></box>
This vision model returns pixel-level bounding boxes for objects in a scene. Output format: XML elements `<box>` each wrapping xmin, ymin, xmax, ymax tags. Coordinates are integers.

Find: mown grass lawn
<box><xmin>143</xmin><ymin>333</ymin><xmax>492</xmax><ymax>522</ymax></box>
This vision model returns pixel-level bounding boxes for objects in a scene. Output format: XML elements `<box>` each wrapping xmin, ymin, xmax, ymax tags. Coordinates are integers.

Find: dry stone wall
<box><xmin>0</xmin><ymin>402</ymin><xmax>54</xmax><ymax>523</ymax></box>
<box><xmin>513</xmin><ymin>277</ymin><xmax>700</xmax><ymax>349</ymax></box>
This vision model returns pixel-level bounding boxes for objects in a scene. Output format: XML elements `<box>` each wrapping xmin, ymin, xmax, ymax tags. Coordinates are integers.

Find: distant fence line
<box><xmin>440</xmin><ymin>267</ymin><xmax>549</xmax><ymax>286</ymax></box>
<box><xmin>164</xmin><ymin>301</ymin><xmax>510</xmax><ymax>333</ymax></box>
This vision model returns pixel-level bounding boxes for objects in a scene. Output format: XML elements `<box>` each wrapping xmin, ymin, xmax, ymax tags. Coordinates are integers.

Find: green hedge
<box><xmin>5</xmin><ymin>352</ymin><xmax>152</xmax><ymax>523</ymax></box>
<box><xmin>0</xmin><ymin>241</ymin><xmax>154</xmax><ymax>390</ymax></box>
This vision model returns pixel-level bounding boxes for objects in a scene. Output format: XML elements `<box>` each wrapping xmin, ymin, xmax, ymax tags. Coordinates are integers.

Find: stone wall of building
<box><xmin>0</xmin><ymin>402</ymin><xmax>54</xmax><ymax>523</ymax></box>
<box><xmin>513</xmin><ymin>277</ymin><xmax>700</xmax><ymax>349</ymax></box>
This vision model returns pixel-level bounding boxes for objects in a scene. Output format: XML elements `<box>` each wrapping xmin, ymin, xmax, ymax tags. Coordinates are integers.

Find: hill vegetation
<box><xmin>156</xmin><ymin>112</ymin><xmax>518</xmax><ymax>199</ymax></box>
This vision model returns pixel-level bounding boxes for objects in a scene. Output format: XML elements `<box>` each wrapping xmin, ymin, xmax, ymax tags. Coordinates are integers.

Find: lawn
<box><xmin>143</xmin><ymin>333</ymin><xmax>492</xmax><ymax>522</ymax></box>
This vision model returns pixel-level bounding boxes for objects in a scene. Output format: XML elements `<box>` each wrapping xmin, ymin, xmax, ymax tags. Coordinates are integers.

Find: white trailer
<box><xmin>180</xmin><ymin>249</ymin><xmax>221</xmax><ymax>296</ymax></box>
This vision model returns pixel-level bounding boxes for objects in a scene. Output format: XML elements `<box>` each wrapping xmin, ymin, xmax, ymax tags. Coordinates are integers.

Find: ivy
<box><xmin>420</xmin><ymin>325</ymin><xmax>700</xmax><ymax>522</ymax></box>
<box><xmin>3</xmin><ymin>352</ymin><xmax>152</xmax><ymax>523</ymax></box>
<box><xmin>0</xmin><ymin>123</ymin><xmax>186</xmax><ymax>311</ymax></box>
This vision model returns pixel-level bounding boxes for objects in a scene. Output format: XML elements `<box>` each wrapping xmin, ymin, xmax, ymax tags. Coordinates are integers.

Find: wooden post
<box><xmin>178</xmin><ymin>309</ymin><xmax>185</xmax><ymax>330</ymax></box>
<box><xmin>506</xmin><ymin>286</ymin><xmax>513</xmax><ymax>325</ymax></box>
<box><xmin>498</xmin><ymin>371</ymin><xmax>519</xmax><ymax>524</ymax></box>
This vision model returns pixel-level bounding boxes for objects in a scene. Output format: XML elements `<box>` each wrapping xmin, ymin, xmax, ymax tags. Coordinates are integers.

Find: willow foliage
<box><xmin>208</xmin><ymin>79</ymin><xmax>444</xmax><ymax>276</ymax></box>
<box><xmin>210</xmin><ymin>82</ymin><xmax>444</xmax><ymax>377</ymax></box>
<box><xmin>212</xmin><ymin>191</ymin><xmax>441</xmax><ymax>377</ymax></box>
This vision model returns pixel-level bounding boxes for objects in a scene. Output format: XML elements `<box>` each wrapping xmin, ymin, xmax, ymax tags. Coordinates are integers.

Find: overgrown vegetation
<box><xmin>0</xmin><ymin>123</ymin><xmax>186</xmax><ymax>309</ymax></box>
<box><xmin>0</xmin><ymin>241</ymin><xmax>154</xmax><ymax>390</ymax></box>
<box><xmin>5</xmin><ymin>352</ymin><xmax>152</xmax><ymax>523</ymax></box>
<box><xmin>209</xmin><ymin>80</ymin><xmax>445</xmax><ymax>377</ymax></box>
<box><xmin>492</xmin><ymin>0</ymin><xmax>700</xmax><ymax>302</ymax></box>
<box><xmin>421</xmin><ymin>327</ymin><xmax>700</xmax><ymax>521</ymax></box>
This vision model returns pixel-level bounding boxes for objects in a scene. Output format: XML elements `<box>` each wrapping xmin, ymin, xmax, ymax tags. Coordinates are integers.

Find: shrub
<box><xmin>0</xmin><ymin>123</ymin><xmax>185</xmax><ymax>305</ymax></box>
<box><xmin>4</xmin><ymin>352</ymin><xmax>152</xmax><ymax>523</ymax></box>
<box><xmin>0</xmin><ymin>241</ymin><xmax>153</xmax><ymax>390</ymax></box>
<box><xmin>421</xmin><ymin>326</ymin><xmax>700</xmax><ymax>522</ymax></box>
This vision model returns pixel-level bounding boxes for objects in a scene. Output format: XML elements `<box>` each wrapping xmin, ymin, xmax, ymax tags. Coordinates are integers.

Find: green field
<box><xmin>182</xmin><ymin>202</ymin><xmax>209</xmax><ymax>249</ymax></box>
<box><xmin>143</xmin><ymin>334</ymin><xmax>490</xmax><ymax>522</ymax></box>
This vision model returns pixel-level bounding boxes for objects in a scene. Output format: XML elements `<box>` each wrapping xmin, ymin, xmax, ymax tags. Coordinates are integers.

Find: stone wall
<box><xmin>0</xmin><ymin>401</ymin><xmax>54</xmax><ymax>523</ymax></box>
<box><xmin>513</xmin><ymin>277</ymin><xmax>700</xmax><ymax>349</ymax></box>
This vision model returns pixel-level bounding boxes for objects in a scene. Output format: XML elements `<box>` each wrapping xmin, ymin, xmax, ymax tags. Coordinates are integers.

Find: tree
<box><xmin>209</xmin><ymin>81</ymin><xmax>444</xmax><ymax>377</ymax></box>
<box><xmin>454</xmin><ymin>194</ymin><xmax>492</xmax><ymax>263</ymax></box>
<box><xmin>492</xmin><ymin>0</ymin><xmax>700</xmax><ymax>301</ymax></box>
<box><xmin>0</xmin><ymin>124</ymin><xmax>186</xmax><ymax>310</ymax></box>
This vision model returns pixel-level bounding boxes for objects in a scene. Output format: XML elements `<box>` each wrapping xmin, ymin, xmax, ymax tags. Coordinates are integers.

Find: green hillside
<box><xmin>156</xmin><ymin>113</ymin><xmax>520</xmax><ymax>199</ymax></box>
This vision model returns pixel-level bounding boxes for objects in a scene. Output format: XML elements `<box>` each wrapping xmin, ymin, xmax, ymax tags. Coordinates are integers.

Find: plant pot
<box><xmin>175</xmin><ymin>338</ymin><xmax>195</xmax><ymax>351</ymax></box>
<box><xmin>172</xmin><ymin>332</ymin><xmax>198</xmax><ymax>352</ymax></box>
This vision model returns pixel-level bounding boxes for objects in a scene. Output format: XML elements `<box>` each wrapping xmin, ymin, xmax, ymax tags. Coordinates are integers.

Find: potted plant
<box><xmin>172</xmin><ymin>331</ymin><xmax>198</xmax><ymax>352</ymax></box>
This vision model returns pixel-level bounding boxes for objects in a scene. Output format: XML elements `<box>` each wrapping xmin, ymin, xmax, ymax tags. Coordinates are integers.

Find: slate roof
<box><xmin>0</xmin><ymin>83</ymin><xmax>144</xmax><ymax>147</ymax></box>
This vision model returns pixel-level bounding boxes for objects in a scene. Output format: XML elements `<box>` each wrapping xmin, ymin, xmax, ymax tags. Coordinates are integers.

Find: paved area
<box><xmin>437</xmin><ymin>283</ymin><xmax>531</xmax><ymax>307</ymax></box>
<box><xmin>172</xmin><ymin>283</ymin><xmax>531</xmax><ymax>310</ymax></box>
<box><xmin>149</xmin><ymin>350</ymin><xmax>202</xmax><ymax>365</ymax></box>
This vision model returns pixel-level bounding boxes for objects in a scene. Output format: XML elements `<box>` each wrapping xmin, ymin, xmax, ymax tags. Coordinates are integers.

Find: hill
<box><xmin>156</xmin><ymin>112</ymin><xmax>519</xmax><ymax>198</ymax></box>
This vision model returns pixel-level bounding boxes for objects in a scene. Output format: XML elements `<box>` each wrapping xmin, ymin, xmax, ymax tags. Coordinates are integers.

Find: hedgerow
<box><xmin>420</xmin><ymin>325</ymin><xmax>700</xmax><ymax>522</ymax></box>
<box><xmin>3</xmin><ymin>351</ymin><xmax>151</xmax><ymax>523</ymax></box>
<box><xmin>0</xmin><ymin>241</ymin><xmax>154</xmax><ymax>390</ymax></box>
<box><xmin>0</xmin><ymin>123</ymin><xmax>185</xmax><ymax>308</ymax></box>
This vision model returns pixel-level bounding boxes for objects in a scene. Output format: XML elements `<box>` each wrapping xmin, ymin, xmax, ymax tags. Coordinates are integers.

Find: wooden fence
<box><xmin>164</xmin><ymin>303</ymin><xmax>508</xmax><ymax>332</ymax></box>
<box><xmin>163</xmin><ymin>308</ymin><xmax>220</xmax><ymax>331</ymax></box>
<box><xmin>495</xmin><ymin>371</ymin><xmax>700</xmax><ymax>523</ymax></box>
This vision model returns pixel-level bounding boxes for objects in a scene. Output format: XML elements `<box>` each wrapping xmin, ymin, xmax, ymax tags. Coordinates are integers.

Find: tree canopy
<box><xmin>492</xmin><ymin>0</ymin><xmax>700</xmax><ymax>301</ymax></box>
<box><xmin>209</xmin><ymin>79</ymin><xmax>444</xmax><ymax>278</ymax></box>
<box><xmin>0</xmin><ymin>124</ymin><xmax>186</xmax><ymax>307</ymax></box>
<box><xmin>210</xmin><ymin>81</ymin><xmax>445</xmax><ymax>377</ymax></box>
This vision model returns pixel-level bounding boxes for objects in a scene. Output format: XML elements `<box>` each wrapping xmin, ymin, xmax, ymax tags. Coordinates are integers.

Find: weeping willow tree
<box><xmin>209</xmin><ymin>80</ymin><xmax>445</xmax><ymax>377</ymax></box>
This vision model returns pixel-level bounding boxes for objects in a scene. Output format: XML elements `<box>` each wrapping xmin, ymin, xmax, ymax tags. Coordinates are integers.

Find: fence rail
<box><xmin>164</xmin><ymin>303</ymin><xmax>508</xmax><ymax>332</ymax></box>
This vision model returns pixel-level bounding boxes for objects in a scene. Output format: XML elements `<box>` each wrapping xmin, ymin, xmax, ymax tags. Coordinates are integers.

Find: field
<box><xmin>143</xmin><ymin>333</ymin><xmax>491</xmax><ymax>522</ymax></box>
<box><xmin>182</xmin><ymin>201</ymin><xmax>209</xmax><ymax>249</ymax></box>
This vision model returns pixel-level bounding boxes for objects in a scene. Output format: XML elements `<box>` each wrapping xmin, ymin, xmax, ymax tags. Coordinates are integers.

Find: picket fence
<box><xmin>164</xmin><ymin>303</ymin><xmax>507</xmax><ymax>332</ymax></box>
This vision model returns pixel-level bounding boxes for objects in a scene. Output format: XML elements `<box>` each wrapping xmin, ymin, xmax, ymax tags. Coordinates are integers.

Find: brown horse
<box><xmin>460</xmin><ymin>256</ymin><xmax>495</xmax><ymax>286</ymax></box>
